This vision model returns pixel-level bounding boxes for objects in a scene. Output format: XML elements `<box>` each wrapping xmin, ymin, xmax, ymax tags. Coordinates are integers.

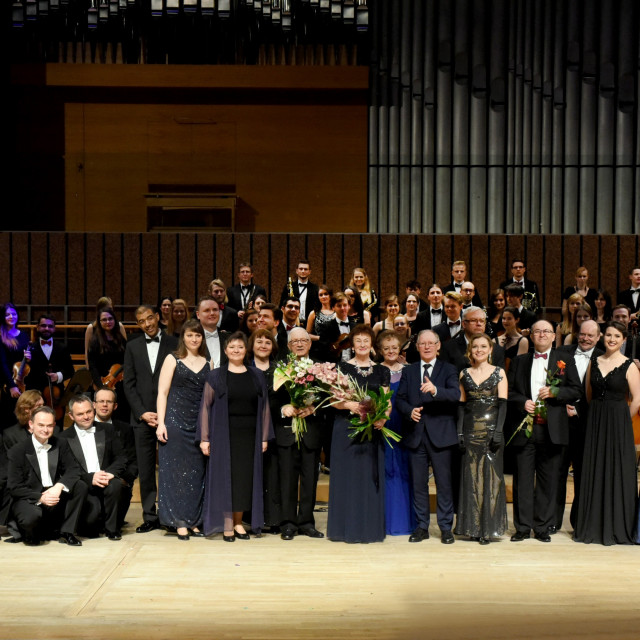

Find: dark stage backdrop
<box><xmin>1</xmin><ymin>232</ymin><xmax>637</xmax><ymax>322</ymax></box>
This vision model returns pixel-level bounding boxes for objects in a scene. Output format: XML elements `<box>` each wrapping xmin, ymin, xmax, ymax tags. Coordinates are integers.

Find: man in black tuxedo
<box><xmin>257</xmin><ymin>303</ymin><xmax>286</xmax><ymax>361</ymax></box>
<box><xmin>440</xmin><ymin>307</ymin><xmax>506</xmax><ymax>373</ymax></box>
<box><xmin>93</xmin><ymin>386</ymin><xmax>138</xmax><ymax>531</ymax></box>
<box><xmin>317</xmin><ymin>293</ymin><xmax>355</xmax><ymax>362</ymax></box>
<box><xmin>60</xmin><ymin>395</ymin><xmax>126</xmax><ymax>540</ymax></box>
<box><xmin>504</xmin><ymin>284</ymin><xmax>537</xmax><ymax>333</ymax></box>
<box><xmin>226</xmin><ymin>263</ymin><xmax>267</xmax><ymax>319</ymax></box>
<box><xmin>277</xmin><ymin>297</ymin><xmax>303</xmax><ymax>360</ymax></box>
<box><xmin>555</xmin><ymin>320</ymin><xmax>603</xmax><ymax>531</ymax></box>
<box><xmin>396</xmin><ymin>330</ymin><xmax>461</xmax><ymax>544</ymax></box>
<box><xmin>432</xmin><ymin>292</ymin><xmax>464</xmax><ymax>344</ymax></box>
<box><xmin>209</xmin><ymin>279</ymin><xmax>240</xmax><ymax>332</ymax></box>
<box><xmin>279</xmin><ymin>259</ymin><xmax>320</xmax><ymax>325</ymax></box>
<box><xmin>276</xmin><ymin>328</ymin><xmax>326</xmax><ymax>540</ymax></box>
<box><xmin>611</xmin><ymin>305</ymin><xmax>640</xmax><ymax>366</ymax></box>
<box><xmin>507</xmin><ymin>320</ymin><xmax>581</xmax><ymax>542</ymax></box>
<box><xmin>196</xmin><ymin>296</ymin><xmax>230</xmax><ymax>368</ymax></box>
<box><xmin>25</xmin><ymin>315</ymin><xmax>75</xmax><ymax>405</ymax></box>
<box><xmin>7</xmin><ymin>406</ymin><xmax>84</xmax><ymax>546</ymax></box>
<box><xmin>443</xmin><ymin>261</ymin><xmax>483</xmax><ymax>308</ymax></box>
<box><xmin>123</xmin><ymin>304</ymin><xmax>178</xmax><ymax>533</ymax></box>
<box><xmin>500</xmin><ymin>258</ymin><xmax>542</xmax><ymax>310</ymax></box>
<box><xmin>412</xmin><ymin>284</ymin><xmax>445</xmax><ymax>334</ymax></box>
<box><xmin>616</xmin><ymin>265</ymin><xmax>640</xmax><ymax>321</ymax></box>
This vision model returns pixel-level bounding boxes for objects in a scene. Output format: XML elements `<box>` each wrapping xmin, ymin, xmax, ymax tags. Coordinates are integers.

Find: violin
<box><xmin>330</xmin><ymin>333</ymin><xmax>352</xmax><ymax>355</ymax></box>
<box><xmin>101</xmin><ymin>364</ymin><xmax>124</xmax><ymax>389</ymax></box>
<box><xmin>11</xmin><ymin>344</ymin><xmax>33</xmax><ymax>393</ymax></box>
<box><xmin>43</xmin><ymin>364</ymin><xmax>65</xmax><ymax>422</ymax></box>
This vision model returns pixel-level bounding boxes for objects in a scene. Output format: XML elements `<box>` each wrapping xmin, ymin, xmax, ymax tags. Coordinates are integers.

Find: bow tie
<box><xmin>534</xmin><ymin>352</ymin><xmax>547</xmax><ymax>360</ymax></box>
<box><xmin>205</xmin><ymin>331</ymin><xmax>218</xmax><ymax>339</ymax></box>
<box><xmin>448</xmin><ymin>320</ymin><xmax>460</xmax><ymax>327</ymax></box>
<box><xmin>146</xmin><ymin>336</ymin><xmax>160</xmax><ymax>344</ymax></box>
<box><xmin>78</xmin><ymin>426</ymin><xmax>96</xmax><ymax>435</ymax></box>
<box><xmin>241</xmin><ymin>285</ymin><xmax>250</xmax><ymax>290</ymax></box>
<box><xmin>35</xmin><ymin>442</ymin><xmax>51</xmax><ymax>453</ymax></box>
<box><xmin>632</xmin><ymin>288</ymin><xmax>640</xmax><ymax>293</ymax></box>
<box><xmin>431</xmin><ymin>308</ymin><xmax>441</xmax><ymax>314</ymax></box>
<box><xmin>454</xmin><ymin>283</ymin><xmax>462</xmax><ymax>289</ymax></box>
<box><xmin>286</xmin><ymin>325</ymin><xmax>295</xmax><ymax>332</ymax></box>
<box><xmin>575</xmin><ymin>350</ymin><xmax>591</xmax><ymax>359</ymax></box>
<box><xmin>40</xmin><ymin>339</ymin><xmax>52</xmax><ymax>346</ymax></box>
<box><xmin>339</xmin><ymin>321</ymin><xmax>350</xmax><ymax>327</ymax></box>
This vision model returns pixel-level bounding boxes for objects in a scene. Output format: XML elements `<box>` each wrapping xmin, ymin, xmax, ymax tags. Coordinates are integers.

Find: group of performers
<box><xmin>0</xmin><ymin>259</ymin><xmax>639</xmax><ymax>547</ymax></box>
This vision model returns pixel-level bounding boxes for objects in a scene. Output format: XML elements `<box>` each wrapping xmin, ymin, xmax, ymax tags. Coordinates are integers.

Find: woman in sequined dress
<box><xmin>155</xmin><ymin>319</ymin><xmax>209</xmax><ymax>540</ymax></box>
<box><xmin>455</xmin><ymin>334</ymin><xmax>508</xmax><ymax>544</ymax></box>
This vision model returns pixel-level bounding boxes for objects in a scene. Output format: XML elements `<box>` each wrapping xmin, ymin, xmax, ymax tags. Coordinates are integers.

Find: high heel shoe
<box><xmin>177</xmin><ymin>528</ymin><xmax>190</xmax><ymax>541</ymax></box>
<box><xmin>189</xmin><ymin>529</ymin><xmax>205</xmax><ymax>538</ymax></box>
<box><xmin>223</xmin><ymin>533</ymin><xmax>236</xmax><ymax>542</ymax></box>
<box><xmin>234</xmin><ymin>527</ymin><xmax>250</xmax><ymax>540</ymax></box>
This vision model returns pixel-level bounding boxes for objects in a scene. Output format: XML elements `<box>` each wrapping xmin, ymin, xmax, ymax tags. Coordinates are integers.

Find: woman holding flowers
<box><xmin>455</xmin><ymin>334</ymin><xmax>508</xmax><ymax>544</ymax></box>
<box><xmin>197</xmin><ymin>332</ymin><xmax>273</xmax><ymax>541</ymax></box>
<box><xmin>574</xmin><ymin>321</ymin><xmax>640</xmax><ymax>545</ymax></box>
<box><xmin>328</xmin><ymin>324</ymin><xmax>391</xmax><ymax>543</ymax></box>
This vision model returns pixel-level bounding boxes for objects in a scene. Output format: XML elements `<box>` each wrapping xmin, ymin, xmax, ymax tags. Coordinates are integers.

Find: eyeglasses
<box><xmin>531</xmin><ymin>329</ymin><xmax>554</xmax><ymax>335</ymax></box>
<box><xmin>289</xmin><ymin>339</ymin><xmax>310</xmax><ymax>345</ymax></box>
<box><xmin>465</xmin><ymin>318</ymin><xmax>485</xmax><ymax>324</ymax></box>
<box><xmin>417</xmin><ymin>341</ymin><xmax>439</xmax><ymax>347</ymax></box>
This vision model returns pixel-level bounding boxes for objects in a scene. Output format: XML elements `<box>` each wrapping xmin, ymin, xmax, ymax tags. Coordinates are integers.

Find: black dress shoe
<box><xmin>300</xmin><ymin>527</ymin><xmax>324</xmax><ymax>538</ymax></box>
<box><xmin>3</xmin><ymin>536</ymin><xmax>22</xmax><ymax>544</ymax></box>
<box><xmin>189</xmin><ymin>529</ymin><xmax>205</xmax><ymax>537</ymax></box>
<box><xmin>547</xmin><ymin>525</ymin><xmax>558</xmax><ymax>535</ymax></box>
<box><xmin>59</xmin><ymin>533</ymin><xmax>82</xmax><ymax>546</ymax></box>
<box><xmin>510</xmin><ymin>531</ymin><xmax>531</xmax><ymax>542</ymax></box>
<box><xmin>268</xmin><ymin>525</ymin><xmax>281</xmax><ymax>535</ymax></box>
<box><xmin>223</xmin><ymin>534</ymin><xmax>235</xmax><ymax>542</ymax></box>
<box><xmin>408</xmin><ymin>527</ymin><xmax>429</xmax><ymax>543</ymax></box>
<box><xmin>281</xmin><ymin>530</ymin><xmax>295</xmax><ymax>541</ymax></box>
<box><xmin>106</xmin><ymin>531</ymin><xmax>122</xmax><ymax>541</ymax></box>
<box><xmin>534</xmin><ymin>531</ymin><xmax>551</xmax><ymax>543</ymax></box>
<box><xmin>234</xmin><ymin>528</ymin><xmax>250</xmax><ymax>540</ymax></box>
<box><xmin>136</xmin><ymin>521</ymin><xmax>159</xmax><ymax>534</ymax></box>
<box><xmin>441</xmin><ymin>530</ymin><xmax>455</xmax><ymax>544</ymax></box>
<box><xmin>478</xmin><ymin>537</ymin><xmax>490</xmax><ymax>545</ymax></box>
<box><xmin>23</xmin><ymin>537</ymin><xmax>41</xmax><ymax>546</ymax></box>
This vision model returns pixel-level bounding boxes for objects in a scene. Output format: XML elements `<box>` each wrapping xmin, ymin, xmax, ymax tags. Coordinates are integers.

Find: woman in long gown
<box><xmin>455</xmin><ymin>334</ymin><xmax>508</xmax><ymax>544</ymax></box>
<box><xmin>156</xmin><ymin>320</ymin><xmax>209</xmax><ymax>540</ymax></box>
<box><xmin>378</xmin><ymin>331</ymin><xmax>416</xmax><ymax>536</ymax></box>
<box><xmin>328</xmin><ymin>324</ymin><xmax>390</xmax><ymax>543</ymax></box>
<box><xmin>574</xmin><ymin>321</ymin><xmax>640</xmax><ymax>545</ymax></box>
<box><xmin>197</xmin><ymin>332</ymin><xmax>273</xmax><ymax>541</ymax></box>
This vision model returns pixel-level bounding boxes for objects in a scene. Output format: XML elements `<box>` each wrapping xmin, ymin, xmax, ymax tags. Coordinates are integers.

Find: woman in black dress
<box><xmin>328</xmin><ymin>324</ymin><xmax>390</xmax><ymax>543</ymax></box>
<box><xmin>156</xmin><ymin>320</ymin><xmax>209</xmax><ymax>540</ymax></box>
<box><xmin>495</xmin><ymin>306</ymin><xmax>529</xmax><ymax>371</ymax></box>
<box><xmin>574</xmin><ymin>321</ymin><xmax>640</xmax><ymax>545</ymax></box>
<box><xmin>0</xmin><ymin>303</ymin><xmax>31</xmax><ymax>425</ymax></box>
<box><xmin>197</xmin><ymin>332</ymin><xmax>273</xmax><ymax>541</ymax></box>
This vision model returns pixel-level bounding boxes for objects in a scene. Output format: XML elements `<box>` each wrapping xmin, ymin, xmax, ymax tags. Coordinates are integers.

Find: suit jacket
<box><xmin>279</xmin><ymin>281</ymin><xmax>320</xmax><ymax>321</ymax></box>
<box><xmin>109</xmin><ymin>419</ymin><xmax>138</xmax><ymax>486</ymax></box>
<box><xmin>219</xmin><ymin>306</ymin><xmax>240</xmax><ymax>333</ymax></box>
<box><xmin>442</xmin><ymin>283</ymin><xmax>483</xmax><ymax>308</ymax></box>
<box><xmin>3</xmin><ymin>422</ymin><xmax>61</xmax><ymax>453</ymax></box>
<box><xmin>60</xmin><ymin>423</ymin><xmax>127</xmax><ymax>486</ymax></box>
<box><xmin>123</xmin><ymin>331</ymin><xmax>178</xmax><ymax>424</ymax></box>
<box><xmin>317</xmin><ymin>317</ymin><xmax>356</xmax><ymax>362</ymax></box>
<box><xmin>617</xmin><ymin>288</ymin><xmax>640</xmax><ymax>313</ymax></box>
<box><xmin>556</xmin><ymin>344</ymin><xmax>605</xmax><ymax>418</ymax></box>
<box><xmin>440</xmin><ymin>333</ymin><xmax>506</xmax><ymax>373</ymax></box>
<box><xmin>500</xmin><ymin>278</ymin><xmax>542</xmax><ymax>308</ymax></box>
<box><xmin>25</xmin><ymin>340</ymin><xmax>75</xmax><ymax>393</ymax></box>
<box><xmin>507</xmin><ymin>350</ymin><xmax>582</xmax><ymax>446</ymax></box>
<box><xmin>227</xmin><ymin>283</ymin><xmax>267</xmax><ymax>312</ymax></box>
<box><xmin>432</xmin><ymin>319</ymin><xmax>462</xmax><ymax>344</ymax></box>
<box><xmin>516</xmin><ymin>307</ymin><xmax>538</xmax><ymax>331</ymax></box>
<box><xmin>7</xmin><ymin>435</ymin><xmax>81</xmax><ymax>502</ymax></box>
<box><xmin>412</xmin><ymin>308</ymin><xmax>445</xmax><ymax>335</ymax></box>
<box><xmin>395</xmin><ymin>359</ymin><xmax>461</xmax><ymax>449</ymax></box>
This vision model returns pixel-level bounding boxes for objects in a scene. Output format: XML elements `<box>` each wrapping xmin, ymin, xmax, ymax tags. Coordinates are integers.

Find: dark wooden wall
<box><xmin>1</xmin><ymin>232</ymin><xmax>638</xmax><ymax>322</ymax></box>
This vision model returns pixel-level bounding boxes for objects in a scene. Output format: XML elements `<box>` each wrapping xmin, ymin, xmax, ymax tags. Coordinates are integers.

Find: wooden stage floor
<box><xmin>1</xmin><ymin>490</ymin><xmax>639</xmax><ymax>640</ymax></box>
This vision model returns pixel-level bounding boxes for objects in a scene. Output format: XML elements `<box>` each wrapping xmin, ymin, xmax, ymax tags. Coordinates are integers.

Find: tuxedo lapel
<box><xmin>48</xmin><ymin>445</ymin><xmax>59</xmax><ymax>482</ymax></box>
<box><xmin>26</xmin><ymin>451</ymin><xmax>42</xmax><ymax>484</ymax></box>
<box><xmin>95</xmin><ymin>426</ymin><xmax>106</xmax><ymax>467</ymax></box>
<box><xmin>66</xmin><ymin>429</ymin><xmax>88</xmax><ymax>472</ymax></box>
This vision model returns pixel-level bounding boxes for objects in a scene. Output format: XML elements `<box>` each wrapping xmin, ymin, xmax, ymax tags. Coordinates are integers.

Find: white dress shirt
<box><xmin>145</xmin><ymin>330</ymin><xmax>162</xmax><ymax>372</ymax></box>
<box><xmin>32</xmin><ymin>435</ymin><xmax>53</xmax><ymax>487</ymax></box>
<box><xmin>530</xmin><ymin>349</ymin><xmax>552</xmax><ymax>400</ymax></box>
<box><xmin>573</xmin><ymin>347</ymin><xmax>594</xmax><ymax>383</ymax></box>
<box><xmin>74</xmin><ymin>425</ymin><xmax>101</xmax><ymax>473</ymax></box>
<box><xmin>297</xmin><ymin>280</ymin><xmax>309</xmax><ymax>320</ymax></box>
<box><xmin>205</xmin><ymin>330</ymin><xmax>221</xmax><ymax>368</ymax></box>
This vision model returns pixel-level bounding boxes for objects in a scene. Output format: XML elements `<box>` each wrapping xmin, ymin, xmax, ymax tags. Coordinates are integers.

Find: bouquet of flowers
<box><xmin>507</xmin><ymin>359</ymin><xmax>566</xmax><ymax>445</ymax></box>
<box><xmin>273</xmin><ymin>355</ymin><xmax>341</xmax><ymax>445</ymax></box>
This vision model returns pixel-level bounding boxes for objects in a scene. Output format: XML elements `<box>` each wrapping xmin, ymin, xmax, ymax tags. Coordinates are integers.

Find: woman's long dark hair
<box><xmin>174</xmin><ymin>319</ymin><xmax>207</xmax><ymax>359</ymax></box>
<box><xmin>92</xmin><ymin>307</ymin><xmax>126</xmax><ymax>354</ymax></box>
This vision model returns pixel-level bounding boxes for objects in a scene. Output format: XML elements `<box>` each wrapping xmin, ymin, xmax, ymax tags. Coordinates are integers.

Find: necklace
<box><xmin>353</xmin><ymin>360</ymin><xmax>374</xmax><ymax>377</ymax></box>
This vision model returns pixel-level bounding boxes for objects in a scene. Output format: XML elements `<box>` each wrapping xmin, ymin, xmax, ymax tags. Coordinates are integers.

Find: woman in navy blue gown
<box><xmin>156</xmin><ymin>320</ymin><xmax>209</xmax><ymax>540</ymax></box>
<box><xmin>377</xmin><ymin>331</ymin><xmax>415</xmax><ymax>535</ymax></box>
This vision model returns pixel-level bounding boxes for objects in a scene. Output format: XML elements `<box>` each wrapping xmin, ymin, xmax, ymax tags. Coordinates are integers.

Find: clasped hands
<box><xmin>524</xmin><ymin>386</ymin><xmax>554</xmax><ymax>414</ymax></box>
<box><xmin>92</xmin><ymin>470</ymin><xmax>115</xmax><ymax>487</ymax></box>
<box><xmin>282</xmin><ymin>404</ymin><xmax>315</xmax><ymax>419</ymax></box>
<box><xmin>40</xmin><ymin>484</ymin><xmax>63</xmax><ymax>507</ymax></box>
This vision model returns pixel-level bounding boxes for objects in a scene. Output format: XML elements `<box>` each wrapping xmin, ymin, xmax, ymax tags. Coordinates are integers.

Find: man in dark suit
<box><xmin>257</xmin><ymin>303</ymin><xmax>286</xmax><ymax>361</ymax></box>
<box><xmin>278</xmin><ymin>259</ymin><xmax>320</xmax><ymax>325</ymax></box>
<box><xmin>7</xmin><ymin>406</ymin><xmax>84</xmax><ymax>546</ymax></box>
<box><xmin>93</xmin><ymin>386</ymin><xmax>138</xmax><ymax>531</ymax></box>
<box><xmin>196</xmin><ymin>296</ymin><xmax>230</xmax><ymax>368</ymax></box>
<box><xmin>555</xmin><ymin>320</ymin><xmax>603</xmax><ymax>531</ymax></box>
<box><xmin>396</xmin><ymin>330</ymin><xmax>461</xmax><ymax>544</ymax></box>
<box><xmin>317</xmin><ymin>293</ymin><xmax>355</xmax><ymax>362</ymax></box>
<box><xmin>443</xmin><ymin>261</ymin><xmax>483</xmax><ymax>308</ymax></box>
<box><xmin>616</xmin><ymin>265</ymin><xmax>640</xmax><ymax>321</ymax></box>
<box><xmin>611</xmin><ymin>305</ymin><xmax>640</xmax><ymax>366</ymax></box>
<box><xmin>507</xmin><ymin>320</ymin><xmax>581</xmax><ymax>542</ymax></box>
<box><xmin>432</xmin><ymin>292</ymin><xmax>464</xmax><ymax>344</ymax></box>
<box><xmin>440</xmin><ymin>306</ymin><xmax>506</xmax><ymax>373</ymax></box>
<box><xmin>209</xmin><ymin>279</ymin><xmax>240</xmax><ymax>332</ymax></box>
<box><xmin>25</xmin><ymin>315</ymin><xmax>75</xmax><ymax>405</ymax></box>
<box><xmin>276</xmin><ymin>328</ymin><xmax>326</xmax><ymax>540</ymax></box>
<box><xmin>123</xmin><ymin>304</ymin><xmax>178</xmax><ymax>533</ymax></box>
<box><xmin>226</xmin><ymin>262</ymin><xmax>267</xmax><ymax>319</ymax></box>
<box><xmin>504</xmin><ymin>284</ymin><xmax>537</xmax><ymax>333</ymax></box>
<box><xmin>60</xmin><ymin>395</ymin><xmax>126</xmax><ymax>540</ymax></box>
<box><xmin>412</xmin><ymin>284</ymin><xmax>445</xmax><ymax>334</ymax></box>
<box><xmin>500</xmin><ymin>258</ymin><xmax>542</xmax><ymax>310</ymax></box>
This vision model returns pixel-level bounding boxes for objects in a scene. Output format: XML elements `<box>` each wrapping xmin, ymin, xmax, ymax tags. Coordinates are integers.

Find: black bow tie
<box><xmin>448</xmin><ymin>320</ymin><xmax>460</xmax><ymax>327</ymax></box>
<box><xmin>146</xmin><ymin>336</ymin><xmax>160</xmax><ymax>344</ymax></box>
<box><xmin>242</xmin><ymin>285</ymin><xmax>250</xmax><ymax>291</ymax></box>
<box><xmin>339</xmin><ymin>321</ymin><xmax>350</xmax><ymax>327</ymax></box>
<box><xmin>431</xmin><ymin>308</ymin><xmax>441</xmax><ymax>314</ymax></box>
